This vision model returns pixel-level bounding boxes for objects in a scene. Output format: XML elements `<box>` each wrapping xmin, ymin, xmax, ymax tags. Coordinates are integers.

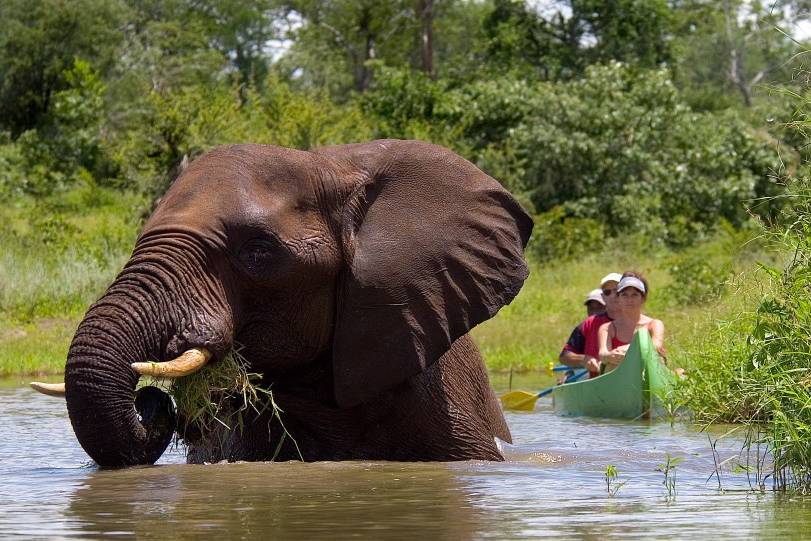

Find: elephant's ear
<box><xmin>330</xmin><ymin>141</ymin><xmax>533</xmax><ymax>408</ymax></box>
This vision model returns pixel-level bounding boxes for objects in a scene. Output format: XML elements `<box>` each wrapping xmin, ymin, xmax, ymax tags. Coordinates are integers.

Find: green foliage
<box><xmin>679</xmin><ymin>173</ymin><xmax>811</xmax><ymax>491</ymax></box>
<box><xmin>477</xmin><ymin>63</ymin><xmax>785</xmax><ymax>245</ymax></box>
<box><xmin>111</xmin><ymin>76</ymin><xmax>373</xmax><ymax>202</ymax></box>
<box><xmin>14</xmin><ymin>59</ymin><xmax>110</xmax><ymax>196</ymax></box>
<box><xmin>671</xmin><ymin>0</ymin><xmax>805</xmax><ymax>110</ymax></box>
<box><xmin>604</xmin><ymin>464</ymin><xmax>626</xmax><ymax>497</ymax></box>
<box><xmin>482</xmin><ymin>0</ymin><xmax>673</xmax><ymax>80</ymax></box>
<box><xmin>0</xmin><ymin>0</ymin><xmax>126</xmax><ymax>136</ymax></box>
<box><xmin>663</xmin><ymin>253</ymin><xmax>731</xmax><ymax>306</ymax></box>
<box><xmin>279</xmin><ymin>0</ymin><xmax>417</xmax><ymax>96</ymax></box>
<box><xmin>528</xmin><ymin>206</ymin><xmax>605</xmax><ymax>261</ymax></box>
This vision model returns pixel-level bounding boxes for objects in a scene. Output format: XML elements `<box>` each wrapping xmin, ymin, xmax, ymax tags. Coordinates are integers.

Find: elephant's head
<box><xmin>52</xmin><ymin>140</ymin><xmax>532</xmax><ymax>468</ymax></box>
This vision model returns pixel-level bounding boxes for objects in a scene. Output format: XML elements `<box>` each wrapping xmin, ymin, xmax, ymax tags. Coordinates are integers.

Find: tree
<box><xmin>416</xmin><ymin>0</ymin><xmax>436</xmax><ymax>78</ymax></box>
<box><xmin>189</xmin><ymin>0</ymin><xmax>284</xmax><ymax>86</ymax></box>
<box><xmin>672</xmin><ymin>0</ymin><xmax>810</xmax><ymax>108</ymax></box>
<box><xmin>277</xmin><ymin>0</ymin><xmax>418</xmax><ymax>95</ymax></box>
<box><xmin>721</xmin><ymin>0</ymin><xmax>809</xmax><ymax>107</ymax></box>
<box><xmin>571</xmin><ymin>0</ymin><xmax>673</xmax><ymax>68</ymax></box>
<box><xmin>482</xmin><ymin>0</ymin><xmax>674</xmax><ymax>80</ymax></box>
<box><xmin>0</xmin><ymin>0</ymin><xmax>126</xmax><ymax>136</ymax></box>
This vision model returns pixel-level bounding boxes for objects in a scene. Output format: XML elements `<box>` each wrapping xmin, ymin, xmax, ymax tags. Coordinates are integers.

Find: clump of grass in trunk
<box><xmin>158</xmin><ymin>349</ymin><xmax>299</xmax><ymax>461</ymax></box>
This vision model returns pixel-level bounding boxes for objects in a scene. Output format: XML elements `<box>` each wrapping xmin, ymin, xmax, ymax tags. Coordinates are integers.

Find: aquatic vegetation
<box><xmin>678</xmin><ymin>174</ymin><xmax>811</xmax><ymax>493</ymax></box>
<box><xmin>656</xmin><ymin>452</ymin><xmax>684</xmax><ymax>500</ymax></box>
<box><xmin>604</xmin><ymin>464</ymin><xmax>626</xmax><ymax>497</ymax></box>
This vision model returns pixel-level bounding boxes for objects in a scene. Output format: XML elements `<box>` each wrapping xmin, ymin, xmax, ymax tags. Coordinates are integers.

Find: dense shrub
<box><xmin>509</xmin><ymin>63</ymin><xmax>785</xmax><ymax>244</ymax></box>
<box><xmin>663</xmin><ymin>253</ymin><xmax>731</xmax><ymax>305</ymax></box>
<box><xmin>528</xmin><ymin>206</ymin><xmax>606</xmax><ymax>261</ymax></box>
<box><xmin>362</xmin><ymin>62</ymin><xmax>787</xmax><ymax>248</ymax></box>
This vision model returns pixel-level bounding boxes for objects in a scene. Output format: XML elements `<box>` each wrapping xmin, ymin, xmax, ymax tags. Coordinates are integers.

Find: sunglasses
<box><xmin>602</xmin><ymin>288</ymin><xmax>616</xmax><ymax>297</ymax></box>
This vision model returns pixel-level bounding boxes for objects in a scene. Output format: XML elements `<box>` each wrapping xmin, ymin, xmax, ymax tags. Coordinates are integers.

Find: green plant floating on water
<box><xmin>152</xmin><ymin>348</ymin><xmax>301</xmax><ymax>461</ymax></box>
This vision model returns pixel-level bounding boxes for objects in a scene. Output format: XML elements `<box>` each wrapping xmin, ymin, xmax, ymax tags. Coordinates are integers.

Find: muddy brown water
<box><xmin>3</xmin><ymin>376</ymin><xmax>811</xmax><ymax>539</ymax></box>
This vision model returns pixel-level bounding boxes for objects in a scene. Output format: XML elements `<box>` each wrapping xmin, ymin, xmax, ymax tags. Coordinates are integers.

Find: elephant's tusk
<box><xmin>30</xmin><ymin>382</ymin><xmax>66</xmax><ymax>397</ymax></box>
<box><xmin>131</xmin><ymin>347</ymin><xmax>212</xmax><ymax>378</ymax></box>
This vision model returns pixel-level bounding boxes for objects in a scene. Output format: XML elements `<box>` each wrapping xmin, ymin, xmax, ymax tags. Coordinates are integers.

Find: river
<box><xmin>2</xmin><ymin>377</ymin><xmax>810</xmax><ymax>539</ymax></box>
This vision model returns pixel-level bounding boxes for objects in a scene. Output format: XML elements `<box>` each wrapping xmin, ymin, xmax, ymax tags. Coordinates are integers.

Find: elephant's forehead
<box><xmin>145</xmin><ymin>146</ymin><xmax>323</xmax><ymax>234</ymax></box>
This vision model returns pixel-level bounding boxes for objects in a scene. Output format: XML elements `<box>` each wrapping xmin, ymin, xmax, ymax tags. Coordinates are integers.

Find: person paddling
<box><xmin>597</xmin><ymin>271</ymin><xmax>666</xmax><ymax>373</ymax></box>
<box><xmin>559</xmin><ymin>272</ymin><xmax>622</xmax><ymax>378</ymax></box>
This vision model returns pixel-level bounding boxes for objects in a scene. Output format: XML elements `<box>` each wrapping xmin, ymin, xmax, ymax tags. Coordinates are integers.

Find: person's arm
<box><xmin>559</xmin><ymin>349</ymin><xmax>586</xmax><ymax>367</ymax></box>
<box><xmin>560</xmin><ymin>350</ymin><xmax>600</xmax><ymax>373</ymax></box>
<box><xmin>598</xmin><ymin>322</ymin><xmax>627</xmax><ymax>367</ymax></box>
<box><xmin>649</xmin><ymin>319</ymin><xmax>667</xmax><ymax>361</ymax></box>
<box><xmin>559</xmin><ymin>324</ymin><xmax>588</xmax><ymax>368</ymax></box>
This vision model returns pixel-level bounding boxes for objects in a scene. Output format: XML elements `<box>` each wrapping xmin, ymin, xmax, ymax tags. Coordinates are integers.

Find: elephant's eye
<box><xmin>237</xmin><ymin>238</ymin><xmax>281</xmax><ymax>272</ymax></box>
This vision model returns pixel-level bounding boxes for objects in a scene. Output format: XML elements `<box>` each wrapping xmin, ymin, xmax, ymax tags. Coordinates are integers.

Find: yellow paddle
<box><xmin>500</xmin><ymin>369</ymin><xmax>588</xmax><ymax>411</ymax></box>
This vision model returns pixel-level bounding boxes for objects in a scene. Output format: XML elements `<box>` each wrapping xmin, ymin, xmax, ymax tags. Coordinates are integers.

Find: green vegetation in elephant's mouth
<box><xmin>146</xmin><ymin>348</ymin><xmax>299</xmax><ymax>461</ymax></box>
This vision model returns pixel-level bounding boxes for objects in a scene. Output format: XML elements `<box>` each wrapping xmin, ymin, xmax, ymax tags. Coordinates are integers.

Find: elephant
<box><xmin>33</xmin><ymin>139</ymin><xmax>533</xmax><ymax>468</ymax></box>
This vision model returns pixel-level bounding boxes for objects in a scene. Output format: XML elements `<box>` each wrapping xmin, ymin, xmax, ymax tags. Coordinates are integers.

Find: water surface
<box><xmin>2</xmin><ymin>379</ymin><xmax>810</xmax><ymax>539</ymax></box>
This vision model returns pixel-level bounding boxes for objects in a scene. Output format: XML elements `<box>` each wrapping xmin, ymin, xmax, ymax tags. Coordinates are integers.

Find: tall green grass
<box><xmin>0</xmin><ymin>186</ymin><xmax>143</xmax><ymax>377</ymax></box>
<box><xmin>473</xmin><ymin>226</ymin><xmax>765</xmax><ymax>373</ymax></box>
<box><xmin>677</xmin><ymin>179</ymin><xmax>811</xmax><ymax>492</ymax></box>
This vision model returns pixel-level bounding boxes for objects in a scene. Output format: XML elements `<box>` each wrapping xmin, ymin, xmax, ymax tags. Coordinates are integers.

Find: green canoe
<box><xmin>553</xmin><ymin>329</ymin><xmax>675</xmax><ymax>419</ymax></box>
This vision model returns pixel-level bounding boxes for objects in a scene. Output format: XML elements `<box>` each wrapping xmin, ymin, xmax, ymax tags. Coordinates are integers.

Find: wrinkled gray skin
<box><xmin>64</xmin><ymin>140</ymin><xmax>533</xmax><ymax>468</ymax></box>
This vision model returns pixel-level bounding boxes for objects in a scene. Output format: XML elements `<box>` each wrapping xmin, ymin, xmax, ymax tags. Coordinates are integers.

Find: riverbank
<box><xmin>0</xmin><ymin>198</ymin><xmax>766</xmax><ymax>379</ymax></box>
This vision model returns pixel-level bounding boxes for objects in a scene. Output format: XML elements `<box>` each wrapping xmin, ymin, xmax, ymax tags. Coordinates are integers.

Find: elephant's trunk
<box><xmin>65</xmin><ymin>298</ymin><xmax>176</xmax><ymax>468</ymax></box>
<box><xmin>64</xmin><ymin>239</ymin><xmax>234</xmax><ymax>468</ymax></box>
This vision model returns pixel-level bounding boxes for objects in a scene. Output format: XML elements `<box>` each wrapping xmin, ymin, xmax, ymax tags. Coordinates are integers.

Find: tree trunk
<box><xmin>416</xmin><ymin>0</ymin><xmax>435</xmax><ymax>79</ymax></box>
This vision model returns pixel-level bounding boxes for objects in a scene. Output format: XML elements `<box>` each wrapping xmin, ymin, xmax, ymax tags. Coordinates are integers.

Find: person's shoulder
<box><xmin>643</xmin><ymin>317</ymin><xmax>664</xmax><ymax>332</ymax></box>
<box><xmin>587</xmin><ymin>312</ymin><xmax>611</xmax><ymax>324</ymax></box>
<box><xmin>582</xmin><ymin>313</ymin><xmax>611</xmax><ymax>331</ymax></box>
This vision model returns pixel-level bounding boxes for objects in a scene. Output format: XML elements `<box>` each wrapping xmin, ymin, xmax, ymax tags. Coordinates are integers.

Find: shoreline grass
<box><xmin>473</xmin><ymin>227</ymin><xmax>769</xmax><ymax>375</ymax></box>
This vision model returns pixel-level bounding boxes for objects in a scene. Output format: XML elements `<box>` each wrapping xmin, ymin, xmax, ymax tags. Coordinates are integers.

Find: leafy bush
<box><xmin>664</xmin><ymin>253</ymin><xmax>731</xmax><ymax>305</ymax></box>
<box><xmin>513</xmin><ymin>64</ymin><xmax>785</xmax><ymax>242</ymax></box>
<box><xmin>362</xmin><ymin>62</ymin><xmax>785</xmax><ymax>247</ymax></box>
<box><xmin>14</xmin><ymin>59</ymin><xmax>110</xmax><ymax>196</ymax></box>
<box><xmin>528</xmin><ymin>206</ymin><xmax>606</xmax><ymax>261</ymax></box>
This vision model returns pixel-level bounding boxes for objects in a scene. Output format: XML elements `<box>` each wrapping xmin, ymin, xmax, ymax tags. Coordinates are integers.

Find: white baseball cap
<box><xmin>584</xmin><ymin>289</ymin><xmax>606</xmax><ymax>306</ymax></box>
<box><xmin>600</xmin><ymin>273</ymin><xmax>623</xmax><ymax>287</ymax></box>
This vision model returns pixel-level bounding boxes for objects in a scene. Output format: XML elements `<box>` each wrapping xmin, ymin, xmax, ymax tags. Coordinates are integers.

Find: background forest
<box><xmin>2</xmin><ymin>0</ymin><xmax>811</xmax><ymax>380</ymax></box>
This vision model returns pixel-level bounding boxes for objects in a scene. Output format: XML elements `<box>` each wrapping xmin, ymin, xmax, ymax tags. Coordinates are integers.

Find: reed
<box><xmin>679</xmin><ymin>179</ymin><xmax>811</xmax><ymax>493</ymax></box>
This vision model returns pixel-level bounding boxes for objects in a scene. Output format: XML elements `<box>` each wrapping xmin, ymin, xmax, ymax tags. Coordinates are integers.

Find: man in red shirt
<box><xmin>559</xmin><ymin>273</ymin><xmax>622</xmax><ymax>377</ymax></box>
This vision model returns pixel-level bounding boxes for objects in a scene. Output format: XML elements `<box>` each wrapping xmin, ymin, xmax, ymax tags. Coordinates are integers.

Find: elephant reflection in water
<box><xmin>32</xmin><ymin>140</ymin><xmax>533</xmax><ymax>467</ymax></box>
<box><xmin>66</xmin><ymin>462</ymin><xmax>518</xmax><ymax>539</ymax></box>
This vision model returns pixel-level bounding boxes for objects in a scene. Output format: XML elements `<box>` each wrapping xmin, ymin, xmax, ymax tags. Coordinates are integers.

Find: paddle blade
<box><xmin>500</xmin><ymin>390</ymin><xmax>539</xmax><ymax>411</ymax></box>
